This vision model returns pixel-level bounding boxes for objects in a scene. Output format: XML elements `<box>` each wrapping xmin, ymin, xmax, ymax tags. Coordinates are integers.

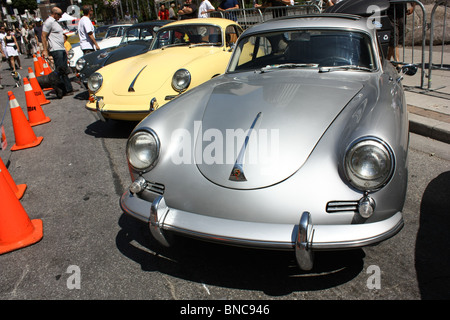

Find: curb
<box><xmin>409</xmin><ymin>112</ymin><xmax>450</xmax><ymax>144</ymax></box>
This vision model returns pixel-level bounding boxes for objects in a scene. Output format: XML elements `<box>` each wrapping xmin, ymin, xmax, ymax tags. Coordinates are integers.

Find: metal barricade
<box><xmin>387</xmin><ymin>0</ymin><xmax>449</xmax><ymax>93</ymax></box>
<box><xmin>210</xmin><ymin>8</ymin><xmax>264</xmax><ymax>29</ymax></box>
<box><xmin>261</xmin><ymin>4</ymin><xmax>321</xmax><ymax>20</ymax></box>
<box><xmin>210</xmin><ymin>1</ymin><xmax>448</xmax><ymax>94</ymax></box>
<box><xmin>210</xmin><ymin>4</ymin><xmax>321</xmax><ymax>30</ymax></box>
<box><xmin>388</xmin><ymin>0</ymin><xmax>427</xmax><ymax>89</ymax></box>
<box><xmin>428</xmin><ymin>0</ymin><xmax>450</xmax><ymax>90</ymax></box>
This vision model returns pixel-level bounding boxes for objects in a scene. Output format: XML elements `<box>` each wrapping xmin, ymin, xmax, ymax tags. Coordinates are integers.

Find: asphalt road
<box><xmin>0</xmin><ymin>57</ymin><xmax>449</xmax><ymax>304</ymax></box>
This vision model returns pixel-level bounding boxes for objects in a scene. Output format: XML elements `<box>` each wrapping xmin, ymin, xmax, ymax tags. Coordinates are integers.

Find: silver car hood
<box><xmin>194</xmin><ymin>72</ymin><xmax>363</xmax><ymax>189</ymax></box>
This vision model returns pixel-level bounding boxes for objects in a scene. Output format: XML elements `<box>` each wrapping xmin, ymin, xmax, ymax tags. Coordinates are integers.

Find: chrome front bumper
<box><xmin>120</xmin><ymin>191</ymin><xmax>404</xmax><ymax>270</ymax></box>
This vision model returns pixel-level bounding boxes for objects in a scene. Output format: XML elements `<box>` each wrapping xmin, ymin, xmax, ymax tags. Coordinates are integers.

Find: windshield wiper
<box><xmin>189</xmin><ymin>42</ymin><xmax>221</xmax><ymax>47</ymax></box>
<box><xmin>161</xmin><ymin>43</ymin><xmax>190</xmax><ymax>50</ymax></box>
<box><xmin>319</xmin><ymin>65</ymin><xmax>373</xmax><ymax>73</ymax></box>
<box><xmin>259</xmin><ymin>63</ymin><xmax>319</xmax><ymax>73</ymax></box>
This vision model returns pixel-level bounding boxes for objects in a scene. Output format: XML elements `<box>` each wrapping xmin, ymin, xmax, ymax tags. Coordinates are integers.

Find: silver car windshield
<box><xmin>151</xmin><ymin>25</ymin><xmax>222</xmax><ymax>50</ymax></box>
<box><xmin>228</xmin><ymin>29</ymin><xmax>376</xmax><ymax>72</ymax></box>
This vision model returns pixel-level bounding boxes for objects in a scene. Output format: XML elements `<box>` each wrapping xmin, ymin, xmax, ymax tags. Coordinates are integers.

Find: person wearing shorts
<box><xmin>387</xmin><ymin>2</ymin><xmax>416</xmax><ymax>62</ymax></box>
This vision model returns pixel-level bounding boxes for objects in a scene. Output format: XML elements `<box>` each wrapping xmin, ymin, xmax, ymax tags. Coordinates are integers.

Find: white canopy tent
<box><xmin>59</xmin><ymin>12</ymin><xmax>78</xmax><ymax>22</ymax></box>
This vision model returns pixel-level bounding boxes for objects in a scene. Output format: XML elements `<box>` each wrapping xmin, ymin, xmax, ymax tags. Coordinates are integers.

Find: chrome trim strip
<box><xmin>163</xmin><ymin>225</ymin><xmax>293</xmax><ymax>250</ymax></box>
<box><xmin>326</xmin><ymin>200</ymin><xmax>359</xmax><ymax>213</ymax></box>
<box><xmin>128</xmin><ymin>65</ymin><xmax>147</xmax><ymax>92</ymax></box>
<box><xmin>311</xmin><ymin>218</ymin><xmax>404</xmax><ymax>250</ymax></box>
<box><xmin>229</xmin><ymin>112</ymin><xmax>262</xmax><ymax>181</ymax></box>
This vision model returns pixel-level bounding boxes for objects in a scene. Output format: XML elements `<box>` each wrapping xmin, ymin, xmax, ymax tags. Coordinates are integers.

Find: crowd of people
<box><xmin>156</xmin><ymin>0</ymin><xmax>240</xmax><ymax>20</ymax></box>
<box><xmin>154</xmin><ymin>0</ymin><xmax>344</xmax><ymax>21</ymax></box>
<box><xmin>0</xmin><ymin>19</ymin><xmax>44</xmax><ymax>89</ymax></box>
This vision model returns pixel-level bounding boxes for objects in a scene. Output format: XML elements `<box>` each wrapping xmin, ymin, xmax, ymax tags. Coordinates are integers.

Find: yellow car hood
<box><xmin>108</xmin><ymin>47</ymin><xmax>223</xmax><ymax>96</ymax></box>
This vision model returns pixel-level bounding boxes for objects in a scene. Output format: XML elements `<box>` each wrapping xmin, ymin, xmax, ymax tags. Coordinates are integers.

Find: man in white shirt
<box><xmin>78</xmin><ymin>6</ymin><xmax>100</xmax><ymax>54</ymax></box>
<box><xmin>198</xmin><ymin>0</ymin><xmax>215</xmax><ymax>18</ymax></box>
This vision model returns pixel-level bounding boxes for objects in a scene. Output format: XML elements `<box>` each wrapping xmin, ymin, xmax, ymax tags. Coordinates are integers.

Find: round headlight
<box><xmin>344</xmin><ymin>138</ymin><xmax>394</xmax><ymax>191</ymax></box>
<box><xmin>68</xmin><ymin>49</ymin><xmax>74</xmax><ymax>59</ymax></box>
<box><xmin>87</xmin><ymin>72</ymin><xmax>103</xmax><ymax>93</ymax></box>
<box><xmin>171</xmin><ymin>69</ymin><xmax>191</xmax><ymax>92</ymax></box>
<box><xmin>127</xmin><ymin>130</ymin><xmax>160</xmax><ymax>171</ymax></box>
<box><xmin>76</xmin><ymin>57</ymin><xmax>86</xmax><ymax>71</ymax></box>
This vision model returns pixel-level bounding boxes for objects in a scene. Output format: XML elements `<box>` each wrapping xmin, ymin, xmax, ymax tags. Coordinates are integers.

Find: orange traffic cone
<box><xmin>23</xmin><ymin>78</ymin><xmax>50</xmax><ymax>127</ymax></box>
<box><xmin>27</xmin><ymin>68</ymin><xmax>50</xmax><ymax>105</ymax></box>
<box><xmin>0</xmin><ymin>157</ymin><xmax>26</xmax><ymax>199</ymax></box>
<box><xmin>33</xmin><ymin>54</ymin><xmax>44</xmax><ymax>77</ymax></box>
<box><xmin>8</xmin><ymin>91</ymin><xmax>43</xmax><ymax>151</ymax></box>
<box><xmin>36</xmin><ymin>51</ymin><xmax>46</xmax><ymax>71</ymax></box>
<box><xmin>0</xmin><ymin>167</ymin><xmax>43</xmax><ymax>255</ymax></box>
<box><xmin>42</xmin><ymin>59</ymin><xmax>52</xmax><ymax>75</ymax></box>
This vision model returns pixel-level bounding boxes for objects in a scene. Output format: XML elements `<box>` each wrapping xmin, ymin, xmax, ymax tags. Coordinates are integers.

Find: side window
<box><xmin>141</xmin><ymin>28</ymin><xmax>153</xmax><ymax>40</ymax></box>
<box><xmin>236</xmin><ymin>36</ymin><xmax>272</xmax><ymax>68</ymax></box>
<box><xmin>225</xmin><ymin>25</ymin><xmax>239</xmax><ymax>47</ymax></box>
<box><xmin>256</xmin><ymin>36</ymin><xmax>272</xmax><ymax>58</ymax></box>
<box><xmin>124</xmin><ymin>28</ymin><xmax>139</xmax><ymax>42</ymax></box>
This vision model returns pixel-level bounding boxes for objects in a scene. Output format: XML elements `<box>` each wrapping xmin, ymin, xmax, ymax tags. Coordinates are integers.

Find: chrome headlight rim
<box><xmin>87</xmin><ymin>72</ymin><xmax>103</xmax><ymax>93</ymax></box>
<box><xmin>171</xmin><ymin>68</ymin><xmax>191</xmax><ymax>93</ymax></box>
<box><xmin>68</xmin><ymin>49</ymin><xmax>74</xmax><ymax>60</ymax></box>
<box><xmin>126</xmin><ymin>128</ymin><xmax>160</xmax><ymax>172</ymax></box>
<box><xmin>344</xmin><ymin>136</ymin><xmax>395</xmax><ymax>192</ymax></box>
<box><xmin>75</xmin><ymin>57</ymin><xmax>86</xmax><ymax>71</ymax></box>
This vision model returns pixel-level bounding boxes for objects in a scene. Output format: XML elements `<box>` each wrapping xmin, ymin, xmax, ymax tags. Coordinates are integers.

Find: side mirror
<box><xmin>402</xmin><ymin>64</ymin><xmax>418</xmax><ymax>76</ymax></box>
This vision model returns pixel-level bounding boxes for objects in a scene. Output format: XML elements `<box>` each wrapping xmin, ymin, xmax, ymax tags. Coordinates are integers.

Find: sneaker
<box><xmin>0</xmin><ymin>84</ymin><xmax>3</xmax><ymax>89</ymax></box>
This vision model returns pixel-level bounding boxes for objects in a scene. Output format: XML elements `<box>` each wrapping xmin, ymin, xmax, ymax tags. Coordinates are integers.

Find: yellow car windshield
<box><xmin>151</xmin><ymin>25</ymin><xmax>222</xmax><ymax>49</ymax></box>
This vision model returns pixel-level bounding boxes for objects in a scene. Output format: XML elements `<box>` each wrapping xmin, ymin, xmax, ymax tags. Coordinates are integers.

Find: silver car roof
<box><xmin>241</xmin><ymin>14</ymin><xmax>375</xmax><ymax>37</ymax></box>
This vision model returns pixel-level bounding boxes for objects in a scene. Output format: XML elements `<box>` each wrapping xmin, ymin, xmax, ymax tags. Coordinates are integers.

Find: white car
<box><xmin>68</xmin><ymin>24</ymin><xmax>132</xmax><ymax>69</ymax></box>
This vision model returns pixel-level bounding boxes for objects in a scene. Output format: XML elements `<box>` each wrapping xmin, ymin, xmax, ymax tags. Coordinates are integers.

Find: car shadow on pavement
<box><xmin>85</xmin><ymin>119</ymin><xmax>138</xmax><ymax>139</ymax></box>
<box><xmin>116</xmin><ymin>213</ymin><xmax>364</xmax><ymax>295</ymax></box>
<box><xmin>415</xmin><ymin>171</ymin><xmax>450</xmax><ymax>300</ymax></box>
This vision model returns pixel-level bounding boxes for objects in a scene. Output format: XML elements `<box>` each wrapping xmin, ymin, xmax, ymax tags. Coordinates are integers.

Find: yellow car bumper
<box><xmin>85</xmin><ymin>95</ymin><xmax>163</xmax><ymax>122</ymax></box>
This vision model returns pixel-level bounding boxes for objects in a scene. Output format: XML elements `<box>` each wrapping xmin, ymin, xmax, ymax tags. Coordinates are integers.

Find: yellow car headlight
<box><xmin>87</xmin><ymin>72</ymin><xmax>103</xmax><ymax>93</ymax></box>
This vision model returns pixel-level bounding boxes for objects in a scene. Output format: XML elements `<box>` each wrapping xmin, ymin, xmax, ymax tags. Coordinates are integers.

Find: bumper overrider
<box><xmin>120</xmin><ymin>190</ymin><xmax>404</xmax><ymax>271</ymax></box>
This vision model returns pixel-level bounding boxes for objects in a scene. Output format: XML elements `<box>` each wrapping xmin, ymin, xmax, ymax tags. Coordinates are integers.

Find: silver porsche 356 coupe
<box><xmin>120</xmin><ymin>13</ymin><xmax>417</xmax><ymax>271</ymax></box>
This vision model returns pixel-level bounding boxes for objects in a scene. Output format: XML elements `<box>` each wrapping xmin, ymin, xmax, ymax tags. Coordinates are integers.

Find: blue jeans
<box><xmin>49</xmin><ymin>50</ymin><xmax>73</xmax><ymax>93</ymax></box>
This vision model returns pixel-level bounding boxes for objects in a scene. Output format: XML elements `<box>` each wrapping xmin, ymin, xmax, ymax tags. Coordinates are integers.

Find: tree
<box><xmin>11</xmin><ymin>0</ymin><xmax>38</xmax><ymax>15</ymax></box>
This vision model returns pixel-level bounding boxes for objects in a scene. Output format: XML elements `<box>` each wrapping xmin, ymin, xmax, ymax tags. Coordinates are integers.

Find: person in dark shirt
<box><xmin>33</xmin><ymin>19</ymin><xmax>43</xmax><ymax>52</ymax></box>
<box><xmin>178</xmin><ymin>0</ymin><xmax>198</xmax><ymax>19</ymax></box>
<box><xmin>218</xmin><ymin>0</ymin><xmax>239</xmax><ymax>21</ymax></box>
